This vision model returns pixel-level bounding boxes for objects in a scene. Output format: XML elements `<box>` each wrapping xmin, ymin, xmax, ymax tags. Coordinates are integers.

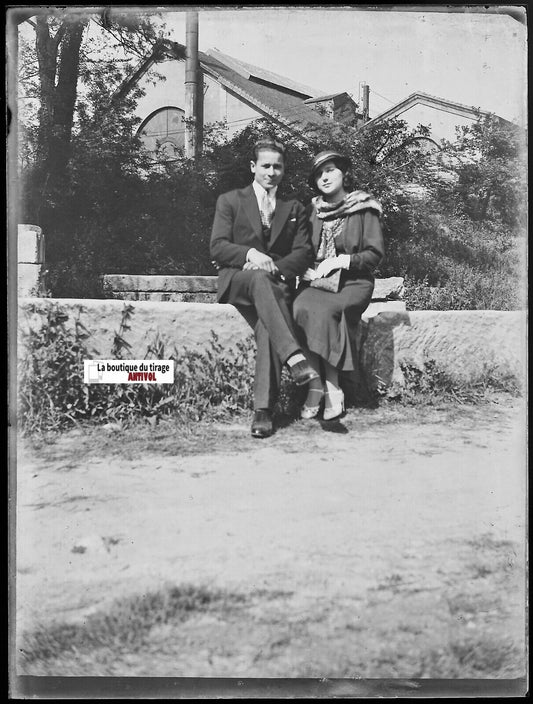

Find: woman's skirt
<box><xmin>292</xmin><ymin>277</ymin><xmax>374</xmax><ymax>371</ymax></box>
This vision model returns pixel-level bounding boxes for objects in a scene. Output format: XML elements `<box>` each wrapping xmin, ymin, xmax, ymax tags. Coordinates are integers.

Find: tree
<box><xmin>18</xmin><ymin>8</ymin><xmax>168</xmax><ymax>231</ymax></box>
<box><xmin>438</xmin><ymin>115</ymin><xmax>526</xmax><ymax>227</ymax></box>
<box><xmin>33</xmin><ymin>14</ymin><xmax>88</xmax><ymax>213</ymax></box>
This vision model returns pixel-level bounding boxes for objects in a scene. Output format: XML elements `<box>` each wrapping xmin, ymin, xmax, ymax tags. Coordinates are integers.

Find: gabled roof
<box><xmin>364</xmin><ymin>91</ymin><xmax>512</xmax><ymax>128</ymax></box>
<box><xmin>198</xmin><ymin>48</ymin><xmax>332</xmax><ymax>135</ymax></box>
<box><xmin>205</xmin><ymin>49</ymin><xmax>323</xmax><ymax>98</ymax></box>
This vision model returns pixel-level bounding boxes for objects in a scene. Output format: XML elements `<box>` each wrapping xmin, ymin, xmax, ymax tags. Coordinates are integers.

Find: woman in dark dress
<box><xmin>293</xmin><ymin>150</ymin><xmax>385</xmax><ymax>420</ymax></box>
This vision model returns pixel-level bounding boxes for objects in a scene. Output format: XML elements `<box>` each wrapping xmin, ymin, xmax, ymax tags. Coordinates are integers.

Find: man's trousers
<box><xmin>225</xmin><ymin>269</ymin><xmax>301</xmax><ymax>411</ymax></box>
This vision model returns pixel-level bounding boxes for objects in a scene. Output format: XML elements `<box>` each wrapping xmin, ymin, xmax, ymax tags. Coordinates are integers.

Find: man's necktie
<box><xmin>260</xmin><ymin>189</ymin><xmax>274</xmax><ymax>229</ymax></box>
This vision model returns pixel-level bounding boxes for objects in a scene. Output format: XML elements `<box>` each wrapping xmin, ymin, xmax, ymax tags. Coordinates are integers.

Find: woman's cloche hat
<box><xmin>308</xmin><ymin>150</ymin><xmax>352</xmax><ymax>188</ymax></box>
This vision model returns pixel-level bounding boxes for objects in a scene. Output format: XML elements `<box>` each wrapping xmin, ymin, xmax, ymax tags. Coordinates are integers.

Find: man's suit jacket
<box><xmin>210</xmin><ymin>184</ymin><xmax>314</xmax><ymax>303</ymax></box>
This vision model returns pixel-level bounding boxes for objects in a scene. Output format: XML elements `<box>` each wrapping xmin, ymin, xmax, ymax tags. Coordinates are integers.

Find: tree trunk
<box><xmin>47</xmin><ymin>19</ymin><xmax>86</xmax><ymax>185</ymax></box>
<box><xmin>35</xmin><ymin>16</ymin><xmax>57</xmax><ymax>164</ymax></box>
<box><xmin>34</xmin><ymin>16</ymin><xmax>87</xmax><ymax>235</ymax></box>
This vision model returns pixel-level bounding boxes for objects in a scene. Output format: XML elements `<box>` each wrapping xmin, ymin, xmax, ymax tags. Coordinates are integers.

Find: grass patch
<box><xmin>21</xmin><ymin>582</ymin><xmax>525</xmax><ymax>678</ymax></box>
<box><xmin>19</xmin><ymin>584</ymin><xmax>248</xmax><ymax>666</ymax></box>
<box><xmin>419</xmin><ymin>635</ymin><xmax>524</xmax><ymax>678</ymax></box>
<box><xmin>382</xmin><ymin>360</ymin><xmax>522</xmax><ymax>406</ymax></box>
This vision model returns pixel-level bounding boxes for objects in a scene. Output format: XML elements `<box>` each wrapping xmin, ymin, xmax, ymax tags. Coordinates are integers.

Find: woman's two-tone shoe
<box><xmin>323</xmin><ymin>389</ymin><xmax>345</xmax><ymax>421</ymax></box>
<box><xmin>300</xmin><ymin>388</ymin><xmax>324</xmax><ymax>419</ymax></box>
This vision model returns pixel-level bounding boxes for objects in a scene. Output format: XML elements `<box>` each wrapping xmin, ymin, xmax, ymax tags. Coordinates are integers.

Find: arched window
<box><xmin>138</xmin><ymin>107</ymin><xmax>185</xmax><ymax>161</ymax></box>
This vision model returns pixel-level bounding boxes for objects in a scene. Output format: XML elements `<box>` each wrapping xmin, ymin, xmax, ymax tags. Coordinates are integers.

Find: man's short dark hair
<box><xmin>251</xmin><ymin>138</ymin><xmax>286</xmax><ymax>163</ymax></box>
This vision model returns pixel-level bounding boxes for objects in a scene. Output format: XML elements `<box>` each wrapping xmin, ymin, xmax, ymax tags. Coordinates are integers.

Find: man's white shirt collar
<box><xmin>252</xmin><ymin>180</ymin><xmax>277</xmax><ymax>207</ymax></box>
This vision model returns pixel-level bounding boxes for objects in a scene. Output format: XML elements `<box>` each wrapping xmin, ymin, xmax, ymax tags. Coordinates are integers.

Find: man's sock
<box><xmin>286</xmin><ymin>352</ymin><xmax>306</xmax><ymax>367</ymax></box>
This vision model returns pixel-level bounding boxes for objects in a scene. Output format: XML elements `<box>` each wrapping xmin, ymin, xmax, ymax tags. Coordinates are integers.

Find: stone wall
<box><xmin>18</xmin><ymin>298</ymin><xmax>526</xmax><ymax>394</ymax></box>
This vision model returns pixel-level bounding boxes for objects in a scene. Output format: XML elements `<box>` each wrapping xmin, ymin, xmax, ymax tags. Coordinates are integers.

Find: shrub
<box><xmin>18</xmin><ymin>305</ymin><xmax>93</xmax><ymax>434</ymax></box>
<box><xmin>387</xmin><ymin>205</ymin><xmax>524</xmax><ymax>311</ymax></box>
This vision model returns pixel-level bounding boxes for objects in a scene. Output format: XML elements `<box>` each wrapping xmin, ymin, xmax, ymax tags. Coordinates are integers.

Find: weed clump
<box><xmin>377</xmin><ymin>359</ymin><xmax>521</xmax><ymax>406</ymax></box>
<box><xmin>18</xmin><ymin>303</ymin><xmax>257</xmax><ymax>435</ymax></box>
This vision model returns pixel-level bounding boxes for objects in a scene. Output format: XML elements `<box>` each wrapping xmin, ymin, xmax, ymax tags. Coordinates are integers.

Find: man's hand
<box><xmin>314</xmin><ymin>255</ymin><xmax>350</xmax><ymax>278</ymax></box>
<box><xmin>245</xmin><ymin>248</ymin><xmax>279</xmax><ymax>274</ymax></box>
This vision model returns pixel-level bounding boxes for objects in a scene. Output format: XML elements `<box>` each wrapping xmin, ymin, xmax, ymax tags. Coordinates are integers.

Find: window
<box><xmin>138</xmin><ymin>107</ymin><xmax>185</xmax><ymax>161</ymax></box>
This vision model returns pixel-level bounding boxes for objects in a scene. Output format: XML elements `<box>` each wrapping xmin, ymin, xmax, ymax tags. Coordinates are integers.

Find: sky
<box><xmin>158</xmin><ymin>6</ymin><xmax>527</xmax><ymax>125</ymax></box>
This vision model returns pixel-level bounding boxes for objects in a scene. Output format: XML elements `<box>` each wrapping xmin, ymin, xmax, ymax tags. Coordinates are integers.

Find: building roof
<box><xmin>198</xmin><ymin>48</ymin><xmax>333</xmax><ymax>135</ymax></box>
<box><xmin>364</xmin><ymin>91</ymin><xmax>513</xmax><ymax>128</ymax></box>
<box><xmin>205</xmin><ymin>49</ymin><xmax>323</xmax><ymax>98</ymax></box>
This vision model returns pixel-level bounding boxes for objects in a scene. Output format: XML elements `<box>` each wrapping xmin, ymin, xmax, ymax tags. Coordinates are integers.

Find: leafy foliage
<box><xmin>437</xmin><ymin>116</ymin><xmax>527</xmax><ymax>227</ymax></box>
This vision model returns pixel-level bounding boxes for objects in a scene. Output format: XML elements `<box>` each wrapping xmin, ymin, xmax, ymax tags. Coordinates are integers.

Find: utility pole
<box><xmin>185</xmin><ymin>11</ymin><xmax>200</xmax><ymax>159</ymax></box>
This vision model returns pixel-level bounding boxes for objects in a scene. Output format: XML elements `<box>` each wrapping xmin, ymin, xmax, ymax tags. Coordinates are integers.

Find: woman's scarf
<box><xmin>313</xmin><ymin>191</ymin><xmax>382</xmax><ymax>220</ymax></box>
<box><xmin>315</xmin><ymin>218</ymin><xmax>343</xmax><ymax>261</ymax></box>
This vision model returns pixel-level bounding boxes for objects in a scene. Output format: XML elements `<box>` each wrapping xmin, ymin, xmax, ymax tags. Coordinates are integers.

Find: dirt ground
<box><xmin>14</xmin><ymin>394</ymin><xmax>527</xmax><ymax>679</ymax></box>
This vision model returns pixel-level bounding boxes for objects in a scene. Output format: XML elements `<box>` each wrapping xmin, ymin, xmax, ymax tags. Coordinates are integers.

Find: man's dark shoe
<box><xmin>289</xmin><ymin>359</ymin><xmax>320</xmax><ymax>386</ymax></box>
<box><xmin>251</xmin><ymin>409</ymin><xmax>273</xmax><ymax>438</ymax></box>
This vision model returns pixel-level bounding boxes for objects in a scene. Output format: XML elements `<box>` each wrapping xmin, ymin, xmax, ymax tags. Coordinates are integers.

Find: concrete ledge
<box><xmin>18</xmin><ymin>299</ymin><xmax>526</xmax><ymax>390</ymax></box>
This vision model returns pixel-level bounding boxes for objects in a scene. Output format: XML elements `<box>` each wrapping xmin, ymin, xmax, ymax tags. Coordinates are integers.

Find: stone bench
<box><xmin>101</xmin><ymin>274</ymin><xmax>407</xmax><ymax>317</ymax></box>
<box><xmin>103</xmin><ymin>275</ymin><xmax>220</xmax><ymax>303</ymax></box>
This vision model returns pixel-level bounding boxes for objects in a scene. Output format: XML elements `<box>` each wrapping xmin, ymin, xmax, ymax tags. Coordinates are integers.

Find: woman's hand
<box><xmin>314</xmin><ymin>255</ymin><xmax>350</xmax><ymax>278</ymax></box>
<box><xmin>301</xmin><ymin>267</ymin><xmax>318</xmax><ymax>282</ymax></box>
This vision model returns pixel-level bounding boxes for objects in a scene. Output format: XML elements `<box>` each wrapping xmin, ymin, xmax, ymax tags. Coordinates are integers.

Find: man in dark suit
<box><xmin>210</xmin><ymin>137</ymin><xmax>319</xmax><ymax>438</ymax></box>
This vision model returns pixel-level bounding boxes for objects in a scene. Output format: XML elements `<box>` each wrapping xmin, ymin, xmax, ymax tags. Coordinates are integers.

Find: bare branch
<box><xmin>19</xmin><ymin>70</ymin><xmax>41</xmax><ymax>80</ymax></box>
<box><xmin>83</xmin><ymin>56</ymin><xmax>133</xmax><ymax>65</ymax></box>
<box><xmin>52</xmin><ymin>22</ymin><xmax>67</xmax><ymax>53</ymax></box>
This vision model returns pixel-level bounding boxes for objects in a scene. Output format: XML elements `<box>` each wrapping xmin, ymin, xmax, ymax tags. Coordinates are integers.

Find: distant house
<box><xmin>363</xmin><ymin>91</ymin><xmax>514</xmax><ymax>143</ymax></box>
<box><xmin>130</xmin><ymin>43</ymin><xmax>362</xmax><ymax>161</ymax></box>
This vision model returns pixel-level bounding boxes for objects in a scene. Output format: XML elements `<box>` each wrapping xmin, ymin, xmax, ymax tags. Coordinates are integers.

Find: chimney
<box><xmin>185</xmin><ymin>11</ymin><xmax>200</xmax><ymax>159</ymax></box>
<box><xmin>361</xmin><ymin>83</ymin><xmax>370</xmax><ymax>123</ymax></box>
